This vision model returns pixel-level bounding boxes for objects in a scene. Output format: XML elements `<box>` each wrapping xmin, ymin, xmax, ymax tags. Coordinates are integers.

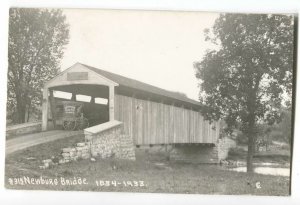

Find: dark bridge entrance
<box><xmin>48</xmin><ymin>84</ymin><xmax>110</xmax><ymax>130</ymax></box>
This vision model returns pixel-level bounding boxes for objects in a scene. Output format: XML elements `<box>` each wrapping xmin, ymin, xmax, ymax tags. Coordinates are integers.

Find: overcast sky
<box><xmin>61</xmin><ymin>9</ymin><xmax>219</xmax><ymax>101</ymax></box>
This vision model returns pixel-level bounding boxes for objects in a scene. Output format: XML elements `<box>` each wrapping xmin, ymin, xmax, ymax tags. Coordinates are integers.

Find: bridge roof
<box><xmin>81</xmin><ymin>63</ymin><xmax>202</xmax><ymax>108</ymax></box>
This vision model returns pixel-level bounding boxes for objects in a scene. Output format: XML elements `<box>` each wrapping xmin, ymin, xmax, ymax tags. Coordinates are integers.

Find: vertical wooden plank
<box><xmin>178</xmin><ymin>106</ymin><xmax>182</xmax><ymax>143</ymax></box>
<box><xmin>213</xmin><ymin>121</ymin><xmax>217</xmax><ymax>143</ymax></box>
<box><xmin>198</xmin><ymin>112</ymin><xmax>202</xmax><ymax>143</ymax></box>
<box><xmin>155</xmin><ymin>102</ymin><xmax>158</xmax><ymax>144</ymax></box>
<box><xmin>108</xmin><ymin>86</ymin><xmax>115</xmax><ymax>121</ymax></box>
<box><xmin>184</xmin><ymin>108</ymin><xmax>187</xmax><ymax>143</ymax></box>
<box><xmin>181</xmin><ymin>107</ymin><xmax>184</xmax><ymax>143</ymax></box>
<box><xmin>208</xmin><ymin>121</ymin><xmax>211</xmax><ymax>143</ymax></box>
<box><xmin>203</xmin><ymin>119</ymin><xmax>207</xmax><ymax>143</ymax></box>
<box><xmin>187</xmin><ymin>109</ymin><xmax>189</xmax><ymax>143</ymax></box>
<box><xmin>164</xmin><ymin>103</ymin><xmax>168</xmax><ymax>144</ymax></box>
<box><xmin>163</xmin><ymin>103</ymin><xmax>166</xmax><ymax>144</ymax></box>
<box><xmin>138</xmin><ymin>99</ymin><xmax>143</xmax><ymax>145</ymax></box>
<box><xmin>156</xmin><ymin>102</ymin><xmax>159</xmax><ymax>144</ymax></box>
<box><xmin>149</xmin><ymin>101</ymin><xmax>152</xmax><ymax>144</ymax></box>
<box><xmin>189</xmin><ymin>109</ymin><xmax>193</xmax><ymax>143</ymax></box>
<box><xmin>136</xmin><ymin>98</ymin><xmax>140</xmax><ymax>144</ymax></box>
<box><xmin>145</xmin><ymin>98</ymin><xmax>151</xmax><ymax>143</ymax></box>
<box><xmin>167</xmin><ymin>104</ymin><xmax>170</xmax><ymax>143</ymax></box>
<box><xmin>42</xmin><ymin>88</ymin><xmax>49</xmax><ymax>131</ymax></box>
<box><xmin>193</xmin><ymin>110</ymin><xmax>196</xmax><ymax>143</ymax></box>
<box><xmin>206</xmin><ymin>120</ymin><xmax>209</xmax><ymax>143</ymax></box>
<box><xmin>128</xmin><ymin>96</ymin><xmax>132</xmax><ymax>143</ymax></box>
<box><xmin>178</xmin><ymin>107</ymin><xmax>180</xmax><ymax>143</ymax></box>
<box><xmin>182</xmin><ymin>106</ymin><xmax>185</xmax><ymax>143</ymax></box>
<box><xmin>114</xmin><ymin>94</ymin><xmax>118</xmax><ymax>120</ymax></box>
<box><xmin>189</xmin><ymin>109</ymin><xmax>192</xmax><ymax>143</ymax></box>
<box><xmin>131</xmin><ymin>96</ymin><xmax>136</xmax><ymax>143</ymax></box>
<box><xmin>179</xmin><ymin>106</ymin><xmax>182</xmax><ymax>143</ymax></box>
<box><xmin>135</xmin><ymin>98</ymin><xmax>138</xmax><ymax>144</ymax></box>
<box><xmin>182</xmin><ymin>107</ymin><xmax>186</xmax><ymax>143</ymax></box>
<box><xmin>126</xmin><ymin>96</ymin><xmax>129</xmax><ymax>136</ymax></box>
<box><xmin>204</xmin><ymin>119</ymin><xmax>208</xmax><ymax>143</ymax></box>
<box><xmin>157</xmin><ymin>102</ymin><xmax>161</xmax><ymax>144</ymax></box>
<box><xmin>172</xmin><ymin>104</ymin><xmax>176</xmax><ymax>143</ymax></box>
<box><xmin>175</xmin><ymin>106</ymin><xmax>179</xmax><ymax>143</ymax></box>
<box><xmin>49</xmin><ymin>90</ymin><xmax>56</xmax><ymax>128</ymax></box>
<box><xmin>140</xmin><ymin>100</ymin><xmax>146</xmax><ymax>144</ymax></box>
<box><xmin>194</xmin><ymin>110</ymin><xmax>197</xmax><ymax>143</ymax></box>
<box><xmin>194</xmin><ymin>111</ymin><xmax>197</xmax><ymax>143</ymax></box>
<box><xmin>194</xmin><ymin>111</ymin><xmax>200</xmax><ymax>143</ymax></box>
<box><xmin>123</xmin><ymin>96</ymin><xmax>126</xmax><ymax>134</ymax></box>
<box><xmin>150</xmin><ymin>101</ymin><xmax>152</xmax><ymax>145</ymax></box>
<box><xmin>160</xmin><ymin>102</ymin><xmax>164</xmax><ymax>144</ymax></box>
<box><xmin>160</xmin><ymin>102</ymin><xmax>163</xmax><ymax>144</ymax></box>
<box><xmin>142</xmin><ymin>99</ymin><xmax>146</xmax><ymax>145</ymax></box>
<box><xmin>190</xmin><ymin>110</ymin><xmax>192</xmax><ymax>142</ymax></box>
<box><xmin>174</xmin><ymin>106</ymin><xmax>177</xmax><ymax>143</ymax></box>
<box><xmin>195</xmin><ymin>111</ymin><xmax>198</xmax><ymax>143</ymax></box>
<box><xmin>124</xmin><ymin>96</ymin><xmax>128</xmax><ymax>135</ymax></box>
<box><xmin>199</xmin><ymin>113</ymin><xmax>203</xmax><ymax>143</ymax></box>
<box><xmin>170</xmin><ymin>103</ymin><xmax>174</xmax><ymax>143</ymax></box>
<box><xmin>154</xmin><ymin>101</ymin><xmax>158</xmax><ymax>144</ymax></box>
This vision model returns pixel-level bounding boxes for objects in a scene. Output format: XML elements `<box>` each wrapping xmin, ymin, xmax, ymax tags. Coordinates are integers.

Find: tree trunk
<box><xmin>16</xmin><ymin>92</ymin><xmax>26</xmax><ymax>123</ymax></box>
<box><xmin>246</xmin><ymin>112</ymin><xmax>256</xmax><ymax>173</ymax></box>
<box><xmin>247</xmin><ymin>132</ymin><xmax>254</xmax><ymax>173</ymax></box>
<box><xmin>16</xmin><ymin>102</ymin><xmax>26</xmax><ymax>123</ymax></box>
<box><xmin>26</xmin><ymin>106</ymin><xmax>30</xmax><ymax>122</ymax></box>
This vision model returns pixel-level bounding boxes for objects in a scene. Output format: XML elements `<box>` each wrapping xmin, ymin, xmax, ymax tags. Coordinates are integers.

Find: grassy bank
<box><xmin>5</xmin><ymin>135</ymin><xmax>290</xmax><ymax>196</ymax></box>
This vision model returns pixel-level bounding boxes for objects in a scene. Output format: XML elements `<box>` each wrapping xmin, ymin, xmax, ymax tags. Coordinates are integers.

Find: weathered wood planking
<box><xmin>114</xmin><ymin>94</ymin><xmax>220</xmax><ymax>145</ymax></box>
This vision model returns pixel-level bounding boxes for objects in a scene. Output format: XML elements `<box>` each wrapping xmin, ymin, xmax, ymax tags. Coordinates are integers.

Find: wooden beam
<box><xmin>49</xmin><ymin>90</ymin><xmax>56</xmax><ymax>128</ymax></box>
<box><xmin>109</xmin><ymin>85</ymin><xmax>115</xmax><ymax>121</ymax></box>
<box><xmin>42</xmin><ymin>88</ymin><xmax>49</xmax><ymax>131</ymax></box>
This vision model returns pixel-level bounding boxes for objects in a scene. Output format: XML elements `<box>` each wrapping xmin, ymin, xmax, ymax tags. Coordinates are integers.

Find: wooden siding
<box><xmin>114</xmin><ymin>94</ymin><xmax>220</xmax><ymax>145</ymax></box>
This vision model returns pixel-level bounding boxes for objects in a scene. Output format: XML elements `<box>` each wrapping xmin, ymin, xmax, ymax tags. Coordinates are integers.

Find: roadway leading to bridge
<box><xmin>5</xmin><ymin>130</ymin><xmax>84</xmax><ymax>155</ymax></box>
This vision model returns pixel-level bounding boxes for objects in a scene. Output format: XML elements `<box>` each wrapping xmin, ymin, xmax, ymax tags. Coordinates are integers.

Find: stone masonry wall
<box><xmin>117</xmin><ymin>134</ymin><xmax>136</xmax><ymax>160</ymax></box>
<box><xmin>88</xmin><ymin>126</ymin><xmax>120</xmax><ymax>158</ymax></box>
<box><xmin>86</xmin><ymin>124</ymin><xmax>136</xmax><ymax>160</ymax></box>
<box><xmin>40</xmin><ymin>122</ymin><xmax>135</xmax><ymax>169</ymax></box>
<box><xmin>60</xmin><ymin>142</ymin><xmax>91</xmax><ymax>163</ymax></box>
<box><xmin>216</xmin><ymin>137</ymin><xmax>236</xmax><ymax>161</ymax></box>
<box><xmin>40</xmin><ymin>142</ymin><xmax>91</xmax><ymax>169</ymax></box>
<box><xmin>6</xmin><ymin>121</ymin><xmax>42</xmax><ymax>137</ymax></box>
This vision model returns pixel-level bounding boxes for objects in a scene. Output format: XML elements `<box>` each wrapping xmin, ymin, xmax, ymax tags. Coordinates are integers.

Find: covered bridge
<box><xmin>42</xmin><ymin>63</ymin><xmax>221</xmax><ymax>146</ymax></box>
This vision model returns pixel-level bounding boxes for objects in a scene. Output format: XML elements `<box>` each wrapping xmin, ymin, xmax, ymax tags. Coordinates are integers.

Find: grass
<box><xmin>227</xmin><ymin>145</ymin><xmax>291</xmax><ymax>165</ymax></box>
<box><xmin>5</xmin><ymin>135</ymin><xmax>290</xmax><ymax>196</ymax></box>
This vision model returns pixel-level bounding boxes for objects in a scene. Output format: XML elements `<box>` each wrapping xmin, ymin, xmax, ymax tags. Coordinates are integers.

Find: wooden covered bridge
<box><xmin>42</xmin><ymin>63</ymin><xmax>221</xmax><ymax>146</ymax></box>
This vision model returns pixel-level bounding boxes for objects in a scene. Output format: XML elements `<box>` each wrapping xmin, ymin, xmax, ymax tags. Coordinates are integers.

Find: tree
<box><xmin>194</xmin><ymin>14</ymin><xmax>294</xmax><ymax>172</ymax></box>
<box><xmin>8</xmin><ymin>8</ymin><xmax>69</xmax><ymax>123</ymax></box>
<box><xmin>274</xmin><ymin>108</ymin><xmax>292</xmax><ymax>144</ymax></box>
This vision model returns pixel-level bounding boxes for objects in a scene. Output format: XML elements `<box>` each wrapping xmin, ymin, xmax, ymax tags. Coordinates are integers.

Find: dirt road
<box><xmin>5</xmin><ymin>130</ymin><xmax>83</xmax><ymax>155</ymax></box>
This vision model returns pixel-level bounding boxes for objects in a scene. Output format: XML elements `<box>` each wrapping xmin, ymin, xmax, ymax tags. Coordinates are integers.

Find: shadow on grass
<box><xmin>5</xmin><ymin>135</ymin><xmax>290</xmax><ymax>196</ymax></box>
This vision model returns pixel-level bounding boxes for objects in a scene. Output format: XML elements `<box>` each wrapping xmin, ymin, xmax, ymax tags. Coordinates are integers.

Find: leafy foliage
<box><xmin>7</xmin><ymin>8</ymin><xmax>69</xmax><ymax>123</ymax></box>
<box><xmin>194</xmin><ymin>14</ymin><xmax>294</xmax><ymax>172</ymax></box>
<box><xmin>272</xmin><ymin>108</ymin><xmax>292</xmax><ymax>144</ymax></box>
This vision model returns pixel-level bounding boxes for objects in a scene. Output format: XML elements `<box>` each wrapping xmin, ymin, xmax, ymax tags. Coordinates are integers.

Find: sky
<box><xmin>61</xmin><ymin>9</ymin><xmax>219</xmax><ymax>101</ymax></box>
